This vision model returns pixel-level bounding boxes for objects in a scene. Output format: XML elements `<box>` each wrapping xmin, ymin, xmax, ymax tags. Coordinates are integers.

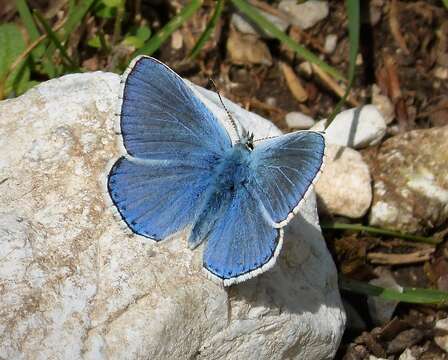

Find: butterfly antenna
<box><xmin>209</xmin><ymin>79</ymin><xmax>242</xmax><ymax>142</ymax></box>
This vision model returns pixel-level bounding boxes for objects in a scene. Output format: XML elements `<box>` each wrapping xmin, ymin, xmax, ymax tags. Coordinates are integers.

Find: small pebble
<box><xmin>279</xmin><ymin>0</ymin><xmax>329</xmax><ymax>30</ymax></box>
<box><xmin>311</xmin><ymin>105</ymin><xmax>387</xmax><ymax>149</ymax></box>
<box><xmin>231</xmin><ymin>11</ymin><xmax>289</xmax><ymax>39</ymax></box>
<box><xmin>434</xmin><ymin>318</ymin><xmax>448</xmax><ymax>332</ymax></box>
<box><xmin>434</xmin><ymin>66</ymin><xmax>448</xmax><ymax>80</ymax></box>
<box><xmin>285</xmin><ymin>112</ymin><xmax>315</xmax><ymax>129</ymax></box>
<box><xmin>324</xmin><ymin>34</ymin><xmax>338</xmax><ymax>54</ymax></box>
<box><xmin>372</xmin><ymin>84</ymin><xmax>395</xmax><ymax>125</ymax></box>
<box><xmin>226</xmin><ymin>30</ymin><xmax>272</xmax><ymax>66</ymax></box>
<box><xmin>297</xmin><ymin>61</ymin><xmax>313</xmax><ymax>78</ymax></box>
<box><xmin>315</xmin><ymin>144</ymin><xmax>372</xmax><ymax>218</ymax></box>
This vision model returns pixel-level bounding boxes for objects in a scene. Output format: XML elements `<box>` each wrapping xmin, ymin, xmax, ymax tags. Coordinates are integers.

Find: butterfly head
<box><xmin>241</xmin><ymin>129</ymin><xmax>254</xmax><ymax>151</ymax></box>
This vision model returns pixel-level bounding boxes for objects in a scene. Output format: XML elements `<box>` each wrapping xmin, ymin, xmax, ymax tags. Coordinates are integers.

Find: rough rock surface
<box><xmin>0</xmin><ymin>72</ymin><xmax>345</xmax><ymax>359</ymax></box>
<box><xmin>369</xmin><ymin>126</ymin><xmax>448</xmax><ymax>234</ymax></box>
<box><xmin>315</xmin><ymin>144</ymin><xmax>372</xmax><ymax>218</ymax></box>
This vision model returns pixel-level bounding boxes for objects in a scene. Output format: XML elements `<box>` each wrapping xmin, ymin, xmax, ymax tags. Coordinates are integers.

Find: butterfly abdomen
<box><xmin>187</xmin><ymin>145</ymin><xmax>252</xmax><ymax>249</ymax></box>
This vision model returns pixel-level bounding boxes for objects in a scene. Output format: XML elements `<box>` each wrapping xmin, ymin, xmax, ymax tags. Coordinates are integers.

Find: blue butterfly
<box><xmin>108</xmin><ymin>56</ymin><xmax>325</xmax><ymax>286</ymax></box>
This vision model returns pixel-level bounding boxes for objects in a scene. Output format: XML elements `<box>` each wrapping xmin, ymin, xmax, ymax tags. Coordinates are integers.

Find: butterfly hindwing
<box><xmin>108</xmin><ymin>157</ymin><xmax>217</xmax><ymax>240</ymax></box>
<box><xmin>203</xmin><ymin>184</ymin><xmax>282</xmax><ymax>285</ymax></box>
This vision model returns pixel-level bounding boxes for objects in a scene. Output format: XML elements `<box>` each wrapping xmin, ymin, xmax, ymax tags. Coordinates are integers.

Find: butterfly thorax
<box><xmin>212</xmin><ymin>144</ymin><xmax>252</xmax><ymax>193</ymax></box>
<box><xmin>240</xmin><ymin>130</ymin><xmax>254</xmax><ymax>151</ymax></box>
<box><xmin>188</xmin><ymin>144</ymin><xmax>252</xmax><ymax>249</ymax></box>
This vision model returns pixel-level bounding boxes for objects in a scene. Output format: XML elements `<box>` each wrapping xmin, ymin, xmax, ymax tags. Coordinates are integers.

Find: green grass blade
<box><xmin>137</xmin><ymin>0</ymin><xmax>204</xmax><ymax>56</ymax></box>
<box><xmin>325</xmin><ymin>0</ymin><xmax>360</xmax><ymax>128</ymax></box>
<box><xmin>34</xmin><ymin>11</ymin><xmax>78</xmax><ymax>69</ymax></box>
<box><xmin>321</xmin><ymin>222</ymin><xmax>440</xmax><ymax>245</ymax></box>
<box><xmin>230</xmin><ymin>0</ymin><xmax>345</xmax><ymax>81</ymax></box>
<box><xmin>340</xmin><ymin>276</ymin><xmax>448</xmax><ymax>305</ymax></box>
<box><xmin>16</xmin><ymin>0</ymin><xmax>40</xmax><ymax>42</ymax></box>
<box><xmin>0</xmin><ymin>24</ymin><xmax>29</xmax><ymax>98</ymax></box>
<box><xmin>16</xmin><ymin>0</ymin><xmax>57</xmax><ymax>77</ymax></box>
<box><xmin>63</xmin><ymin>0</ymin><xmax>97</xmax><ymax>42</ymax></box>
<box><xmin>189</xmin><ymin>0</ymin><xmax>224</xmax><ymax>59</ymax></box>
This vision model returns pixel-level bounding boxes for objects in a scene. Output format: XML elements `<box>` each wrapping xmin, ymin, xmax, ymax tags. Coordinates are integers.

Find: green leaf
<box><xmin>16</xmin><ymin>0</ymin><xmax>57</xmax><ymax>77</ymax></box>
<box><xmin>136</xmin><ymin>26</ymin><xmax>151</xmax><ymax>42</ymax></box>
<box><xmin>87</xmin><ymin>35</ymin><xmax>101</xmax><ymax>48</ymax></box>
<box><xmin>102</xmin><ymin>0</ymin><xmax>122</xmax><ymax>8</ymax></box>
<box><xmin>326</xmin><ymin>0</ymin><xmax>360</xmax><ymax>127</ymax></box>
<box><xmin>123</xmin><ymin>26</ymin><xmax>151</xmax><ymax>49</ymax></box>
<box><xmin>93</xmin><ymin>2</ymin><xmax>117</xmax><ymax>18</ymax></box>
<box><xmin>189</xmin><ymin>0</ymin><xmax>224</xmax><ymax>59</ymax></box>
<box><xmin>137</xmin><ymin>0</ymin><xmax>203</xmax><ymax>56</ymax></box>
<box><xmin>340</xmin><ymin>276</ymin><xmax>448</xmax><ymax>305</ymax></box>
<box><xmin>0</xmin><ymin>24</ymin><xmax>30</xmax><ymax>98</ymax></box>
<box><xmin>230</xmin><ymin>0</ymin><xmax>345</xmax><ymax>81</ymax></box>
<box><xmin>63</xmin><ymin>0</ymin><xmax>96</xmax><ymax>42</ymax></box>
<box><xmin>442</xmin><ymin>0</ymin><xmax>448</xmax><ymax>9</ymax></box>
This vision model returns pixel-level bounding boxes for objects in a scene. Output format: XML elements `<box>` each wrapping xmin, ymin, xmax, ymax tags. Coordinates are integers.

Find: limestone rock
<box><xmin>369</xmin><ymin>126</ymin><xmax>448</xmax><ymax>234</ymax></box>
<box><xmin>372</xmin><ymin>84</ymin><xmax>395</xmax><ymax>125</ymax></box>
<box><xmin>324</xmin><ymin>34</ymin><xmax>338</xmax><ymax>54</ymax></box>
<box><xmin>279</xmin><ymin>0</ymin><xmax>329</xmax><ymax>30</ymax></box>
<box><xmin>0</xmin><ymin>72</ymin><xmax>345</xmax><ymax>359</ymax></box>
<box><xmin>315</xmin><ymin>144</ymin><xmax>372</xmax><ymax>218</ymax></box>
<box><xmin>285</xmin><ymin>111</ymin><xmax>315</xmax><ymax>129</ymax></box>
<box><xmin>226</xmin><ymin>30</ymin><xmax>272</xmax><ymax>66</ymax></box>
<box><xmin>312</xmin><ymin>105</ymin><xmax>387</xmax><ymax>149</ymax></box>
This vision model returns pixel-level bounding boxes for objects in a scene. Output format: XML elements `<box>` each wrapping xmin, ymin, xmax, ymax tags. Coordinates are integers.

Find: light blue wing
<box><xmin>108</xmin><ymin>157</ymin><xmax>217</xmax><ymax>240</ymax></box>
<box><xmin>249</xmin><ymin>131</ymin><xmax>325</xmax><ymax>225</ymax></box>
<box><xmin>108</xmin><ymin>56</ymin><xmax>231</xmax><ymax>240</ymax></box>
<box><xmin>203</xmin><ymin>185</ymin><xmax>282</xmax><ymax>285</ymax></box>
<box><xmin>120</xmin><ymin>56</ymin><xmax>231</xmax><ymax>159</ymax></box>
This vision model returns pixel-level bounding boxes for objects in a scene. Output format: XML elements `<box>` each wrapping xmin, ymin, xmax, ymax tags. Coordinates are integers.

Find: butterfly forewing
<box><xmin>109</xmin><ymin>57</ymin><xmax>231</xmax><ymax>240</ymax></box>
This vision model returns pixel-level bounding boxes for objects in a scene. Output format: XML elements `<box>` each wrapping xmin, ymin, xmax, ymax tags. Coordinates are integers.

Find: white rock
<box><xmin>315</xmin><ymin>144</ymin><xmax>372</xmax><ymax>218</ymax></box>
<box><xmin>285</xmin><ymin>112</ymin><xmax>315</xmax><ymax>129</ymax></box>
<box><xmin>434</xmin><ymin>317</ymin><xmax>448</xmax><ymax>351</ymax></box>
<box><xmin>279</xmin><ymin>0</ymin><xmax>329</xmax><ymax>30</ymax></box>
<box><xmin>231</xmin><ymin>11</ymin><xmax>289</xmax><ymax>39</ymax></box>
<box><xmin>434</xmin><ymin>66</ymin><xmax>448</xmax><ymax>80</ymax></box>
<box><xmin>399</xmin><ymin>349</ymin><xmax>418</xmax><ymax>360</ymax></box>
<box><xmin>372</xmin><ymin>84</ymin><xmax>395</xmax><ymax>125</ymax></box>
<box><xmin>0</xmin><ymin>72</ymin><xmax>345</xmax><ymax>359</ymax></box>
<box><xmin>312</xmin><ymin>105</ymin><xmax>387</xmax><ymax>149</ymax></box>
<box><xmin>367</xmin><ymin>272</ymin><xmax>402</xmax><ymax>325</ymax></box>
<box><xmin>435</xmin><ymin>317</ymin><xmax>448</xmax><ymax>332</ymax></box>
<box><xmin>324</xmin><ymin>34</ymin><xmax>338</xmax><ymax>54</ymax></box>
<box><xmin>435</xmin><ymin>334</ymin><xmax>448</xmax><ymax>353</ymax></box>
